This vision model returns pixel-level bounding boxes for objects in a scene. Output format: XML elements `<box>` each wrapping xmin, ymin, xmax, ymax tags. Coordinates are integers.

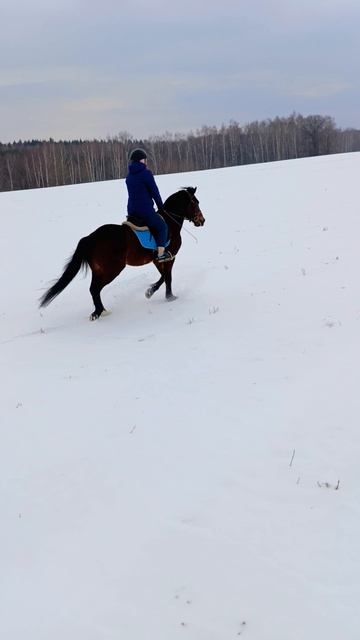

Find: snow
<box><xmin>1</xmin><ymin>152</ymin><xmax>360</xmax><ymax>639</ymax></box>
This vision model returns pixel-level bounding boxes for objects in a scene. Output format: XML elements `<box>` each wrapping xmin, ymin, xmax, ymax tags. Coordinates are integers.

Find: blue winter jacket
<box><xmin>126</xmin><ymin>162</ymin><xmax>164</xmax><ymax>217</ymax></box>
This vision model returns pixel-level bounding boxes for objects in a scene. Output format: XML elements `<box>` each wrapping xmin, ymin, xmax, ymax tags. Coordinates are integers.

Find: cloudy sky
<box><xmin>1</xmin><ymin>0</ymin><xmax>359</xmax><ymax>142</ymax></box>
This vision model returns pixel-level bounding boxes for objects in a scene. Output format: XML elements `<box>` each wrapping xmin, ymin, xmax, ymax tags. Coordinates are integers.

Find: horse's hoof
<box><xmin>145</xmin><ymin>287</ymin><xmax>155</xmax><ymax>299</ymax></box>
<box><xmin>89</xmin><ymin>309</ymin><xmax>111</xmax><ymax>320</ymax></box>
<box><xmin>166</xmin><ymin>294</ymin><xmax>178</xmax><ymax>302</ymax></box>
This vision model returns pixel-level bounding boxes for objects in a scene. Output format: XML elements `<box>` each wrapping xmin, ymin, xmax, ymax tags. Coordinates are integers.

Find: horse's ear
<box><xmin>193</xmin><ymin>187</ymin><xmax>197</xmax><ymax>193</ymax></box>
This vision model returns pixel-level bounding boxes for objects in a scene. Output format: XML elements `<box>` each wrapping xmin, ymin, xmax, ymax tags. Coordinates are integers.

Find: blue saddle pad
<box><xmin>133</xmin><ymin>229</ymin><xmax>169</xmax><ymax>250</ymax></box>
<box><xmin>133</xmin><ymin>229</ymin><xmax>157</xmax><ymax>249</ymax></box>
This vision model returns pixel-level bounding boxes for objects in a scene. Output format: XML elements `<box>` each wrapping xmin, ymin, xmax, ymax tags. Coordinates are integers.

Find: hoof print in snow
<box><xmin>209</xmin><ymin>305</ymin><xmax>219</xmax><ymax>315</ymax></box>
<box><xmin>317</xmin><ymin>480</ymin><xmax>340</xmax><ymax>490</ymax></box>
<box><xmin>324</xmin><ymin>318</ymin><xmax>341</xmax><ymax>328</ymax></box>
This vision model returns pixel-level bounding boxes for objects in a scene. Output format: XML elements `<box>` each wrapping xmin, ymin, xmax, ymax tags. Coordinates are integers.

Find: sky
<box><xmin>1</xmin><ymin>0</ymin><xmax>360</xmax><ymax>141</ymax></box>
<box><xmin>1</xmin><ymin>153</ymin><xmax>360</xmax><ymax>638</ymax></box>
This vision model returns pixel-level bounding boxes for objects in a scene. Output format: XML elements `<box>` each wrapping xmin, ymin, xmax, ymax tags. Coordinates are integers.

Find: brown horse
<box><xmin>39</xmin><ymin>187</ymin><xmax>205</xmax><ymax>320</ymax></box>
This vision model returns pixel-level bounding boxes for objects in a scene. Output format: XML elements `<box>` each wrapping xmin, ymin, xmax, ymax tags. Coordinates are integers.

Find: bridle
<box><xmin>164</xmin><ymin>190</ymin><xmax>204</xmax><ymax>227</ymax></box>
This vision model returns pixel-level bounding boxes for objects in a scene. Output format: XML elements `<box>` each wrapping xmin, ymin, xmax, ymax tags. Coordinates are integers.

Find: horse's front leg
<box><xmin>145</xmin><ymin>272</ymin><xmax>165</xmax><ymax>298</ymax></box>
<box><xmin>146</xmin><ymin>261</ymin><xmax>177</xmax><ymax>301</ymax></box>
<box><xmin>161</xmin><ymin>261</ymin><xmax>177</xmax><ymax>301</ymax></box>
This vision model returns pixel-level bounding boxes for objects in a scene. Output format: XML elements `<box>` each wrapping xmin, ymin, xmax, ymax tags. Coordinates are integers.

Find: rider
<box><xmin>126</xmin><ymin>148</ymin><xmax>172</xmax><ymax>262</ymax></box>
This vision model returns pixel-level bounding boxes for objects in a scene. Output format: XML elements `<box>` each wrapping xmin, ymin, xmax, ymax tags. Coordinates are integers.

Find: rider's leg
<box><xmin>146</xmin><ymin>212</ymin><xmax>168</xmax><ymax>254</ymax></box>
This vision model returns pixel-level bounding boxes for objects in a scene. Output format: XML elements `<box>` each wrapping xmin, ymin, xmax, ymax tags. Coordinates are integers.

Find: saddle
<box><xmin>122</xmin><ymin>218</ymin><xmax>170</xmax><ymax>250</ymax></box>
<box><xmin>124</xmin><ymin>216</ymin><xmax>149</xmax><ymax>230</ymax></box>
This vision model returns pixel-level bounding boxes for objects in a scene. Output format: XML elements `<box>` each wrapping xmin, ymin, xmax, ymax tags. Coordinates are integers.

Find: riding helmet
<box><xmin>129</xmin><ymin>148</ymin><xmax>147</xmax><ymax>163</ymax></box>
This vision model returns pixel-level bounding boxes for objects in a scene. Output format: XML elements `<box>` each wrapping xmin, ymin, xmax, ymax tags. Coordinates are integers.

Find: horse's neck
<box><xmin>165</xmin><ymin>212</ymin><xmax>184</xmax><ymax>233</ymax></box>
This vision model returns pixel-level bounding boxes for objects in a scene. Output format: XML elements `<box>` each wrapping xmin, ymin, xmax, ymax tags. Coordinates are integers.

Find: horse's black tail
<box><xmin>39</xmin><ymin>237</ymin><xmax>89</xmax><ymax>308</ymax></box>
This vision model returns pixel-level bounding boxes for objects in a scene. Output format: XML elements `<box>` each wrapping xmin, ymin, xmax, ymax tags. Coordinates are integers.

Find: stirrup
<box><xmin>156</xmin><ymin>251</ymin><xmax>174</xmax><ymax>263</ymax></box>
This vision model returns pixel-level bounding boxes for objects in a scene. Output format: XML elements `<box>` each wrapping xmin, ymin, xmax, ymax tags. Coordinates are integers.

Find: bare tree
<box><xmin>0</xmin><ymin>114</ymin><xmax>357</xmax><ymax>192</ymax></box>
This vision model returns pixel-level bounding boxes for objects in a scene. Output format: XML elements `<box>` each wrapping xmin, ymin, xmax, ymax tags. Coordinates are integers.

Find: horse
<box><xmin>39</xmin><ymin>187</ymin><xmax>205</xmax><ymax>320</ymax></box>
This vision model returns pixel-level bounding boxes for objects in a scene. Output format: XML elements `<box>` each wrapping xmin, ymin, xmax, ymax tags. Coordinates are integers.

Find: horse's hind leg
<box><xmin>89</xmin><ymin>266</ymin><xmax>124</xmax><ymax>320</ymax></box>
<box><xmin>89</xmin><ymin>274</ymin><xmax>107</xmax><ymax>320</ymax></box>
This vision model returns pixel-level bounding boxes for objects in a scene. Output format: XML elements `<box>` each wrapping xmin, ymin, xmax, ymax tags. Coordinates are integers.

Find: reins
<box><xmin>164</xmin><ymin>209</ymin><xmax>199</xmax><ymax>244</ymax></box>
<box><xmin>163</xmin><ymin>193</ymin><xmax>200</xmax><ymax>244</ymax></box>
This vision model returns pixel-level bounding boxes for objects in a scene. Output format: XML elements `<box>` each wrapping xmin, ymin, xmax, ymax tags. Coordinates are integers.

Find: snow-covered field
<box><xmin>1</xmin><ymin>153</ymin><xmax>360</xmax><ymax>639</ymax></box>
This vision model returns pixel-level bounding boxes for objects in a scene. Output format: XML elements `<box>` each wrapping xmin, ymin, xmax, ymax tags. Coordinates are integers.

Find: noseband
<box><xmin>192</xmin><ymin>207</ymin><xmax>203</xmax><ymax>225</ymax></box>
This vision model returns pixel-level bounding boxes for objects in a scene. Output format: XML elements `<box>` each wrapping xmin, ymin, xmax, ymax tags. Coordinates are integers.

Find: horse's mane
<box><xmin>164</xmin><ymin>186</ymin><xmax>197</xmax><ymax>213</ymax></box>
<box><xmin>180</xmin><ymin>186</ymin><xmax>196</xmax><ymax>195</ymax></box>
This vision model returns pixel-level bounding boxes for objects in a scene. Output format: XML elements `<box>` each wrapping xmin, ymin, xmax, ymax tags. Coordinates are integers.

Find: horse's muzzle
<box><xmin>194</xmin><ymin>211</ymin><xmax>205</xmax><ymax>226</ymax></box>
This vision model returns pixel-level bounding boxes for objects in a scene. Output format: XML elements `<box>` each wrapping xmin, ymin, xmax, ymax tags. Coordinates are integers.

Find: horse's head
<box><xmin>164</xmin><ymin>187</ymin><xmax>205</xmax><ymax>227</ymax></box>
<box><xmin>183</xmin><ymin>187</ymin><xmax>205</xmax><ymax>227</ymax></box>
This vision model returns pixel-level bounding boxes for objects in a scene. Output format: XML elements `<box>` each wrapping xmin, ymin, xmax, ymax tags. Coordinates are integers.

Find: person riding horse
<box><xmin>39</xmin><ymin>185</ymin><xmax>205</xmax><ymax>320</ymax></box>
<box><xmin>126</xmin><ymin>148</ymin><xmax>173</xmax><ymax>262</ymax></box>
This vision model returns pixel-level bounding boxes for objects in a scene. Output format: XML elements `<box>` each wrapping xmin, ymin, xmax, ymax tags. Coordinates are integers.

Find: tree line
<box><xmin>1</xmin><ymin>113</ymin><xmax>360</xmax><ymax>192</ymax></box>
